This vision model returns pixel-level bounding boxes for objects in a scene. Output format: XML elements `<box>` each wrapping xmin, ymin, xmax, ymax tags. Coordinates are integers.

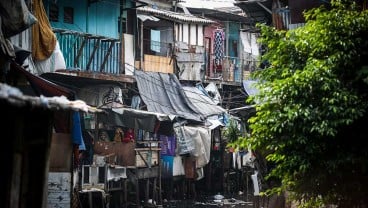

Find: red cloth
<box><xmin>122</xmin><ymin>128</ymin><xmax>134</xmax><ymax>143</ymax></box>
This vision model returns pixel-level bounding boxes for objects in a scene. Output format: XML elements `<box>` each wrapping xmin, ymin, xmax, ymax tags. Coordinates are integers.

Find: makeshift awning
<box><xmin>134</xmin><ymin>70</ymin><xmax>201</xmax><ymax>122</ymax></box>
<box><xmin>134</xmin><ymin>70</ymin><xmax>226</xmax><ymax>122</ymax></box>
<box><xmin>98</xmin><ymin>108</ymin><xmax>175</xmax><ymax>134</ymax></box>
<box><xmin>0</xmin><ymin>82</ymin><xmax>100</xmax><ymax>113</ymax></box>
<box><xmin>228</xmin><ymin>105</ymin><xmax>256</xmax><ymax>118</ymax></box>
<box><xmin>182</xmin><ymin>86</ymin><xmax>226</xmax><ymax>117</ymax></box>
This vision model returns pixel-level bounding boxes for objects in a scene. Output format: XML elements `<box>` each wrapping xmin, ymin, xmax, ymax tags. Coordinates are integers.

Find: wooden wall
<box><xmin>136</xmin><ymin>55</ymin><xmax>173</xmax><ymax>73</ymax></box>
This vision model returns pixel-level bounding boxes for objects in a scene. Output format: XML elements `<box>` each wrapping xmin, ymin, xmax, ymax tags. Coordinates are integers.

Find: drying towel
<box><xmin>32</xmin><ymin>0</ymin><xmax>56</xmax><ymax>61</ymax></box>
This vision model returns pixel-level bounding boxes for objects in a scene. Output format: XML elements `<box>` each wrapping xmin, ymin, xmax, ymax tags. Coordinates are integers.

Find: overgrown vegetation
<box><xmin>245</xmin><ymin>0</ymin><xmax>368</xmax><ymax>207</ymax></box>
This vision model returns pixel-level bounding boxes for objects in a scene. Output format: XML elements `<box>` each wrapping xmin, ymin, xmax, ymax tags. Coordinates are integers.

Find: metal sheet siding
<box><xmin>137</xmin><ymin>6</ymin><xmax>215</xmax><ymax>24</ymax></box>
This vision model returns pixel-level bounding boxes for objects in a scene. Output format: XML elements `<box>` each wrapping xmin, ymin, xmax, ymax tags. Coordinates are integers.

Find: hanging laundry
<box><xmin>213</xmin><ymin>30</ymin><xmax>225</xmax><ymax>67</ymax></box>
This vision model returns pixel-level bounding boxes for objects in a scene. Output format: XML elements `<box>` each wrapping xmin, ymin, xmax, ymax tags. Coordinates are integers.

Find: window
<box><xmin>49</xmin><ymin>3</ymin><xmax>59</xmax><ymax>22</ymax></box>
<box><xmin>150</xmin><ymin>29</ymin><xmax>161</xmax><ymax>53</ymax></box>
<box><xmin>64</xmin><ymin>7</ymin><xmax>74</xmax><ymax>24</ymax></box>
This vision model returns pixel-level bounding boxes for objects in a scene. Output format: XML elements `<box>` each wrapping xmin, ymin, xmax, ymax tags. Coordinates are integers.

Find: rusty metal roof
<box><xmin>137</xmin><ymin>6</ymin><xmax>216</xmax><ymax>24</ymax></box>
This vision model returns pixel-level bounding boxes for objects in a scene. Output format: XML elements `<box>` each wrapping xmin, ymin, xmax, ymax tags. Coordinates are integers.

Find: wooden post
<box><xmin>135</xmin><ymin>177</ymin><xmax>140</xmax><ymax>208</ymax></box>
<box><xmin>74</xmin><ymin>36</ymin><xmax>87</xmax><ymax>67</ymax></box>
<box><xmin>100</xmin><ymin>40</ymin><xmax>116</xmax><ymax>72</ymax></box>
<box><xmin>140</xmin><ymin>20</ymin><xmax>143</xmax><ymax>70</ymax></box>
<box><xmin>86</xmin><ymin>37</ymin><xmax>101</xmax><ymax>70</ymax></box>
<box><xmin>153</xmin><ymin>177</ymin><xmax>157</xmax><ymax>204</ymax></box>
<box><xmin>145</xmin><ymin>179</ymin><xmax>149</xmax><ymax>205</ymax></box>
<box><xmin>158</xmin><ymin>150</ymin><xmax>162</xmax><ymax>205</ymax></box>
<box><xmin>123</xmin><ymin>179</ymin><xmax>127</xmax><ymax>208</ymax></box>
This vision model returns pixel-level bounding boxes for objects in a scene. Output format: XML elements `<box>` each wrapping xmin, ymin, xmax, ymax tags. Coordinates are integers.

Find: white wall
<box><xmin>183</xmin><ymin>24</ymin><xmax>189</xmax><ymax>43</ymax></box>
<box><xmin>197</xmin><ymin>25</ymin><xmax>203</xmax><ymax>46</ymax></box>
<box><xmin>190</xmin><ymin>24</ymin><xmax>197</xmax><ymax>45</ymax></box>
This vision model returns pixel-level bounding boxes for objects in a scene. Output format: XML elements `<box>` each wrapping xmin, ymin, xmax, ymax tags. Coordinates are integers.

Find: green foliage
<box><xmin>246</xmin><ymin>0</ymin><xmax>368</xmax><ymax>206</ymax></box>
<box><xmin>223</xmin><ymin>118</ymin><xmax>241</xmax><ymax>143</ymax></box>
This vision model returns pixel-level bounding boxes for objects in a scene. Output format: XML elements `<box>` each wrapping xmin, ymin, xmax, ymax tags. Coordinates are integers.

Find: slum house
<box><xmin>135</xmin><ymin>5</ymin><xmax>215</xmax><ymax>80</ymax></box>
<box><xmin>135</xmin><ymin>3</ymin><xmax>250</xmax><ymax>126</ymax></box>
<box><xmin>38</xmin><ymin>0</ymin><xmax>177</xmax><ymax>206</ymax></box>
<box><xmin>134</xmin><ymin>2</ymin><xmax>258</xmax><ymax>198</ymax></box>
<box><xmin>10</xmin><ymin>50</ymin><xmax>109</xmax><ymax>208</ymax></box>
<box><xmin>4</xmin><ymin>0</ymin><xmax>238</xmax><ymax>207</ymax></box>
<box><xmin>133</xmin><ymin>70</ymin><xmax>228</xmax><ymax>199</ymax></box>
<box><xmin>0</xmin><ymin>80</ymin><xmax>100</xmax><ymax>208</ymax></box>
<box><xmin>178</xmin><ymin>3</ymin><xmax>259</xmax><ymax>113</ymax></box>
<box><xmin>0</xmin><ymin>40</ymin><xmax>100</xmax><ymax>207</ymax></box>
<box><xmin>233</xmin><ymin>0</ymin><xmax>328</xmax><ymax>31</ymax></box>
<box><xmin>5</xmin><ymin>0</ymin><xmax>132</xmax><ymax>206</ymax></box>
<box><xmin>40</xmin><ymin>68</ymin><xmax>227</xmax><ymax>207</ymax></box>
<box><xmin>4</xmin><ymin>0</ymin><xmax>149</xmax><ymax>207</ymax></box>
<box><xmin>181</xmin><ymin>4</ymin><xmax>251</xmax><ymax>82</ymax></box>
<box><xmin>178</xmin><ymin>6</ymin><xmax>262</xmax><ymax>195</ymax></box>
<box><xmin>42</xmin><ymin>0</ymin><xmax>139</xmax><ymax>75</ymax></box>
<box><xmin>40</xmin><ymin>70</ymin><xmax>165</xmax><ymax>208</ymax></box>
<box><xmin>36</xmin><ymin>0</ymin><xmax>154</xmax><ymax>206</ymax></box>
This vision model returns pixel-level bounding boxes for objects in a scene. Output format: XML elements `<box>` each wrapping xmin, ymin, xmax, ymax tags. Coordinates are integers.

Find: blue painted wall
<box><xmin>228</xmin><ymin>22</ymin><xmax>240</xmax><ymax>58</ymax></box>
<box><xmin>45</xmin><ymin>0</ymin><xmax>120</xmax><ymax>39</ymax></box>
<box><xmin>87</xmin><ymin>1</ymin><xmax>120</xmax><ymax>38</ymax></box>
<box><xmin>227</xmin><ymin>22</ymin><xmax>241</xmax><ymax>82</ymax></box>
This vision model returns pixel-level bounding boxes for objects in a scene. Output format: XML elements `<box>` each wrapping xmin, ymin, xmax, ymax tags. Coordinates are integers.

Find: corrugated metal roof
<box><xmin>137</xmin><ymin>6</ymin><xmax>216</xmax><ymax>24</ymax></box>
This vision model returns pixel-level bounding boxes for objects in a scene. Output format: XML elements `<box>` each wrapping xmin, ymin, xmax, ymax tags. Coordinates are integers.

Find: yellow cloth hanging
<box><xmin>32</xmin><ymin>0</ymin><xmax>56</xmax><ymax>61</ymax></box>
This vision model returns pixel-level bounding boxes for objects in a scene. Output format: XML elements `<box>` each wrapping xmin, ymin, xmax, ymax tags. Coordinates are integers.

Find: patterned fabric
<box><xmin>213</xmin><ymin>30</ymin><xmax>224</xmax><ymax>65</ymax></box>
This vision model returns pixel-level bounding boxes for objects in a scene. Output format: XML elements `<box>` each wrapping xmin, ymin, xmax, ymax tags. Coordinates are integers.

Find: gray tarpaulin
<box><xmin>182</xmin><ymin>86</ymin><xmax>226</xmax><ymax>117</ymax></box>
<box><xmin>134</xmin><ymin>70</ymin><xmax>202</xmax><ymax>121</ymax></box>
<box><xmin>98</xmin><ymin>108</ymin><xmax>175</xmax><ymax>134</ymax></box>
<box><xmin>134</xmin><ymin>70</ymin><xmax>226</xmax><ymax>122</ymax></box>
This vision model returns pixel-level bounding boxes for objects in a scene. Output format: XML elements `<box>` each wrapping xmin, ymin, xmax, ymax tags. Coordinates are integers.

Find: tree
<box><xmin>246</xmin><ymin>0</ymin><xmax>368</xmax><ymax>207</ymax></box>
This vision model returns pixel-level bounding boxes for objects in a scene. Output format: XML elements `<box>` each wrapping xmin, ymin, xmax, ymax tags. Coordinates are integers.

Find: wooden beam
<box><xmin>74</xmin><ymin>37</ymin><xmax>87</xmax><ymax>67</ymax></box>
<box><xmin>86</xmin><ymin>38</ymin><xmax>101</xmax><ymax>71</ymax></box>
<box><xmin>54</xmin><ymin>69</ymin><xmax>136</xmax><ymax>83</ymax></box>
<box><xmin>136</xmin><ymin>151</ymin><xmax>150</xmax><ymax>167</ymax></box>
<box><xmin>100</xmin><ymin>40</ymin><xmax>116</xmax><ymax>72</ymax></box>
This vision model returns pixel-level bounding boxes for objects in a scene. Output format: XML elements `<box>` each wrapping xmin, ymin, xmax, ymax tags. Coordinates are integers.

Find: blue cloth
<box><xmin>72</xmin><ymin>111</ymin><xmax>86</xmax><ymax>150</ymax></box>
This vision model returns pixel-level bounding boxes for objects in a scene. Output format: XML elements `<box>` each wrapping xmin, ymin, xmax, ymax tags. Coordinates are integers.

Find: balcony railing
<box><xmin>54</xmin><ymin>29</ymin><xmax>257</xmax><ymax>84</ymax></box>
<box><xmin>205</xmin><ymin>54</ymin><xmax>258</xmax><ymax>84</ymax></box>
<box><xmin>54</xmin><ymin>28</ymin><xmax>121</xmax><ymax>74</ymax></box>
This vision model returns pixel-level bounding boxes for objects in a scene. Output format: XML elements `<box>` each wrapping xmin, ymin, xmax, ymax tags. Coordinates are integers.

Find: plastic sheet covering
<box><xmin>174</xmin><ymin>123</ymin><xmax>211</xmax><ymax>168</ymax></box>
<box><xmin>184</xmin><ymin>125</ymin><xmax>211</xmax><ymax>168</ymax></box>
<box><xmin>34</xmin><ymin>41</ymin><xmax>66</xmax><ymax>74</ymax></box>
<box><xmin>0</xmin><ymin>0</ymin><xmax>37</xmax><ymax>38</ymax></box>
<box><xmin>174</xmin><ymin>123</ymin><xmax>195</xmax><ymax>155</ymax></box>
